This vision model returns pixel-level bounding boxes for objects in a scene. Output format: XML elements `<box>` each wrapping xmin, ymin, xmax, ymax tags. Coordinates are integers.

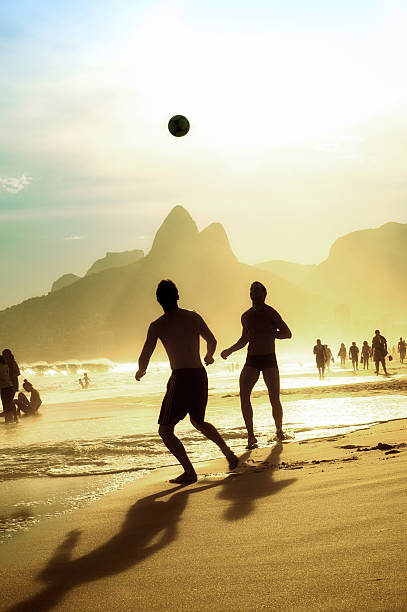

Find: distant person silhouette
<box><xmin>15</xmin><ymin>379</ymin><xmax>42</xmax><ymax>416</ymax></box>
<box><xmin>313</xmin><ymin>339</ymin><xmax>326</xmax><ymax>379</ymax></box>
<box><xmin>324</xmin><ymin>345</ymin><xmax>334</xmax><ymax>370</ymax></box>
<box><xmin>349</xmin><ymin>342</ymin><xmax>359</xmax><ymax>372</ymax></box>
<box><xmin>371</xmin><ymin>329</ymin><xmax>388</xmax><ymax>376</ymax></box>
<box><xmin>361</xmin><ymin>341</ymin><xmax>370</xmax><ymax>369</ymax></box>
<box><xmin>220</xmin><ymin>281</ymin><xmax>292</xmax><ymax>448</ymax></box>
<box><xmin>398</xmin><ymin>337</ymin><xmax>406</xmax><ymax>364</ymax></box>
<box><xmin>0</xmin><ymin>355</ymin><xmax>15</xmax><ymax>423</ymax></box>
<box><xmin>2</xmin><ymin>348</ymin><xmax>20</xmax><ymax>421</ymax></box>
<box><xmin>83</xmin><ymin>372</ymin><xmax>90</xmax><ymax>389</ymax></box>
<box><xmin>135</xmin><ymin>280</ymin><xmax>238</xmax><ymax>484</ymax></box>
<box><xmin>337</xmin><ymin>343</ymin><xmax>347</xmax><ymax>368</ymax></box>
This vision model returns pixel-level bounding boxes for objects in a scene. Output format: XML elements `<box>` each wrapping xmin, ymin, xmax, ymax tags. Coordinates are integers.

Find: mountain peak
<box><xmin>199</xmin><ymin>222</ymin><xmax>236</xmax><ymax>261</ymax></box>
<box><xmin>149</xmin><ymin>206</ymin><xmax>199</xmax><ymax>255</ymax></box>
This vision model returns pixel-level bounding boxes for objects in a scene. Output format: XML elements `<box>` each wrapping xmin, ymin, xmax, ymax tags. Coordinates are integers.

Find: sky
<box><xmin>1</xmin><ymin>0</ymin><xmax>407</xmax><ymax>309</ymax></box>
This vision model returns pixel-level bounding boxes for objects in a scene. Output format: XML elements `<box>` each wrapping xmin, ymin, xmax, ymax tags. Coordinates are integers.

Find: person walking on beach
<box><xmin>337</xmin><ymin>343</ymin><xmax>347</xmax><ymax>368</ymax></box>
<box><xmin>313</xmin><ymin>339</ymin><xmax>326</xmax><ymax>379</ymax></box>
<box><xmin>349</xmin><ymin>342</ymin><xmax>359</xmax><ymax>372</ymax></box>
<box><xmin>324</xmin><ymin>345</ymin><xmax>334</xmax><ymax>371</ymax></box>
<box><xmin>135</xmin><ymin>280</ymin><xmax>238</xmax><ymax>484</ymax></box>
<box><xmin>220</xmin><ymin>281</ymin><xmax>292</xmax><ymax>448</ymax></box>
<box><xmin>2</xmin><ymin>349</ymin><xmax>20</xmax><ymax>421</ymax></box>
<box><xmin>361</xmin><ymin>341</ymin><xmax>370</xmax><ymax>369</ymax></box>
<box><xmin>398</xmin><ymin>337</ymin><xmax>406</xmax><ymax>364</ymax></box>
<box><xmin>372</xmin><ymin>329</ymin><xmax>388</xmax><ymax>376</ymax></box>
<box><xmin>0</xmin><ymin>355</ymin><xmax>15</xmax><ymax>424</ymax></box>
<box><xmin>15</xmin><ymin>379</ymin><xmax>42</xmax><ymax>416</ymax></box>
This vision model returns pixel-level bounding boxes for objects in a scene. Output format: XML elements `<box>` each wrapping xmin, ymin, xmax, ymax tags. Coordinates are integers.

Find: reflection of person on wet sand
<box><xmin>135</xmin><ymin>280</ymin><xmax>238</xmax><ymax>484</ymax></box>
<box><xmin>221</xmin><ymin>282</ymin><xmax>292</xmax><ymax>449</ymax></box>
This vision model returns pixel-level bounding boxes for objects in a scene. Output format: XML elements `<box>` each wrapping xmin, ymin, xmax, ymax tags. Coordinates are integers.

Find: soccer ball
<box><xmin>168</xmin><ymin>115</ymin><xmax>190</xmax><ymax>137</ymax></box>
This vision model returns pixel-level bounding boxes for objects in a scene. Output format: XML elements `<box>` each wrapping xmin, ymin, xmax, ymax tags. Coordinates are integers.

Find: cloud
<box><xmin>0</xmin><ymin>174</ymin><xmax>32</xmax><ymax>194</ymax></box>
<box><xmin>64</xmin><ymin>235</ymin><xmax>84</xmax><ymax>241</ymax></box>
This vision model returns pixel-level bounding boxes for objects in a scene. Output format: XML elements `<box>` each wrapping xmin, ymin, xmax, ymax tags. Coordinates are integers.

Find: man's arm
<box><xmin>221</xmin><ymin>316</ymin><xmax>249</xmax><ymax>360</ymax></box>
<box><xmin>198</xmin><ymin>316</ymin><xmax>217</xmax><ymax>365</ymax></box>
<box><xmin>135</xmin><ymin>323</ymin><xmax>158</xmax><ymax>380</ymax></box>
<box><xmin>274</xmin><ymin>314</ymin><xmax>292</xmax><ymax>339</ymax></box>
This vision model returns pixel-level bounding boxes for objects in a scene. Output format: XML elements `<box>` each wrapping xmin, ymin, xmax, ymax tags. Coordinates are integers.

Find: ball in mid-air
<box><xmin>168</xmin><ymin>115</ymin><xmax>190</xmax><ymax>137</ymax></box>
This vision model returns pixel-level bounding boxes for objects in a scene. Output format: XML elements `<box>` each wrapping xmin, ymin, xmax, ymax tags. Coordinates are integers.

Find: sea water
<box><xmin>0</xmin><ymin>359</ymin><xmax>406</xmax><ymax>541</ymax></box>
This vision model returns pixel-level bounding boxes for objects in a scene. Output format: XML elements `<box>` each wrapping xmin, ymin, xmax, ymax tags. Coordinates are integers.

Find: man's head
<box><xmin>2</xmin><ymin>349</ymin><xmax>12</xmax><ymax>360</ymax></box>
<box><xmin>23</xmin><ymin>379</ymin><xmax>33</xmax><ymax>392</ymax></box>
<box><xmin>316</xmin><ymin>339</ymin><xmax>321</xmax><ymax>345</ymax></box>
<box><xmin>375</xmin><ymin>329</ymin><xmax>380</xmax><ymax>335</ymax></box>
<box><xmin>352</xmin><ymin>341</ymin><xmax>356</xmax><ymax>346</ymax></box>
<box><xmin>250</xmin><ymin>281</ymin><xmax>267</xmax><ymax>304</ymax></box>
<box><xmin>156</xmin><ymin>280</ymin><xmax>179</xmax><ymax>311</ymax></box>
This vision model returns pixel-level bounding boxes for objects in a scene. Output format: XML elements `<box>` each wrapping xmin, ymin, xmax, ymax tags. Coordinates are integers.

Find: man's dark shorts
<box><xmin>245</xmin><ymin>353</ymin><xmax>278</xmax><ymax>372</ymax></box>
<box><xmin>159</xmin><ymin>367</ymin><xmax>208</xmax><ymax>426</ymax></box>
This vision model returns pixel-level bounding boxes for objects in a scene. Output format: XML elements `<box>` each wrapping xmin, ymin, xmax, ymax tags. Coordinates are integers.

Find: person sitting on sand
<box><xmin>313</xmin><ymin>339</ymin><xmax>326</xmax><ymax>379</ymax></box>
<box><xmin>398</xmin><ymin>337</ymin><xmax>406</xmax><ymax>364</ymax></box>
<box><xmin>371</xmin><ymin>330</ymin><xmax>388</xmax><ymax>376</ymax></box>
<box><xmin>337</xmin><ymin>343</ymin><xmax>347</xmax><ymax>368</ymax></box>
<box><xmin>349</xmin><ymin>342</ymin><xmax>359</xmax><ymax>372</ymax></box>
<box><xmin>361</xmin><ymin>341</ymin><xmax>370</xmax><ymax>369</ymax></box>
<box><xmin>135</xmin><ymin>280</ymin><xmax>238</xmax><ymax>484</ymax></box>
<box><xmin>15</xmin><ymin>379</ymin><xmax>42</xmax><ymax>416</ymax></box>
<box><xmin>220</xmin><ymin>281</ymin><xmax>292</xmax><ymax>449</ymax></box>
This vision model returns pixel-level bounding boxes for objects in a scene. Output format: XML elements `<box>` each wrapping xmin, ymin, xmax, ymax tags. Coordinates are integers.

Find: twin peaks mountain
<box><xmin>0</xmin><ymin>207</ymin><xmax>405</xmax><ymax>361</ymax></box>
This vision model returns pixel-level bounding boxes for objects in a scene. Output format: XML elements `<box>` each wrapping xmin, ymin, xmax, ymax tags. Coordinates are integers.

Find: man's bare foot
<box><xmin>226</xmin><ymin>451</ymin><xmax>239</xmax><ymax>471</ymax></box>
<box><xmin>246</xmin><ymin>437</ymin><xmax>258</xmax><ymax>450</ymax></box>
<box><xmin>169</xmin><ymin>472</ymin><xmax>197</xmax><ymax>484</ymax></box>
<box><xmin>275</xmin><ymin>429</ymin><xmax>285</xmax><ymax>441</ymax></box>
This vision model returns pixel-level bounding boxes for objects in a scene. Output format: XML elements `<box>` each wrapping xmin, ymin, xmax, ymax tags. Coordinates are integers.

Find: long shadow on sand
<box><xmin>9</xmin><ymin>443</ymin><xmax>295</xmax><ymax>611</ymax></box>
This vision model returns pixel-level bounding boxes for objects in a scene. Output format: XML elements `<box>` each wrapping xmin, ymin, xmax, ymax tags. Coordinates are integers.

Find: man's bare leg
<box><xmin>263</xmin><ymin>367</ymin><xmax>284</xmax><ymax>440</ymax></box>
<box><xmin>158</xmin><ymin>424</ymin><xmax>197</xmax><ymax>483</ymax></box>
<box><xmin>239</xmin><ymin>365</ymin><xmax>260</xmax><ymax>448</ymax></box>
<box><xmin>191</xmin><ymin>418</ymin><xmax>239</xmax><ymax>470</ymax></box>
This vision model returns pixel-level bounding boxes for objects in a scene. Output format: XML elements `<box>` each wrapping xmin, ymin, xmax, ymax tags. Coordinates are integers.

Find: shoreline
<box><xmin>43</xmin><ymin>372</ymin><xmax>407</xmax><ymax>409</ymax></box>
<box><xmin>1</xmin><ymin>418</ymin><xmax>406</xmax><ymax>610</ymax></box>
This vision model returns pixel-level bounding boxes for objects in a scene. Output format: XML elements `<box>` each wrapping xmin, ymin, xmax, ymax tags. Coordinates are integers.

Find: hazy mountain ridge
<box><xmin>257</xmin><ymin>222</ymin><xmax>407</xmax><ymax>319</ymax></box>
<box><xmin>85</xmin><ymin>249</ymin><xmax>144</xmax><ymax>276</ymax></box>
<box><xmin>0</xmin><ymin>206</ymin><xmax>330</xmax><ymax>361</ymax></box>
<box><xmin>51</xmin><ymin>273</ymin><xmax>81</xmax><ymax>293</ymax></box>
<box><xmin>51</xmin><ymin>249</ymin><xmax>144</xmax><ymax>293</ymax></box>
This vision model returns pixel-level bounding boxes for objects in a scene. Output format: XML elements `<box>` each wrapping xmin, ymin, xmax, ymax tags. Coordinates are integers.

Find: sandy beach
<box><xmin>1</xmin><ymin>417</ymin><xmax>406</xmax><ymax>612</ymax></box>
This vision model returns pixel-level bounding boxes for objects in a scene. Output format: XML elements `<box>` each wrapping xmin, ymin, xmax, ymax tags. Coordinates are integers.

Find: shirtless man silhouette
<box><xmin>220</xmin><ymin>281</ymin><xmax>292</xmax><ymax>448</ymax></box>
<box><xmin>135</xmin><ymin>280</ymin><xmax>238</xmax><ymax>484</ymax></box>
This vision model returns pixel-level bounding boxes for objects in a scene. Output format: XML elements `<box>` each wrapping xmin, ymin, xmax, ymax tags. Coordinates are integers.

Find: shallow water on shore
<box><xmin>1</xmin><ymin>358</ymin><xmax>406</xmax><ymax>541</ymax></box>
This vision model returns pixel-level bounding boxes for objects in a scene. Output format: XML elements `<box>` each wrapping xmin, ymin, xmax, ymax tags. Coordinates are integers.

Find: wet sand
<box><xmin>1</xmin><ymin>418</ymin><xmax>406</xmax><ymax>611</ymax></box>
